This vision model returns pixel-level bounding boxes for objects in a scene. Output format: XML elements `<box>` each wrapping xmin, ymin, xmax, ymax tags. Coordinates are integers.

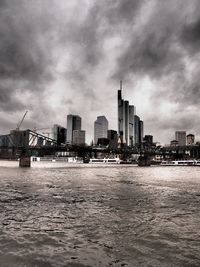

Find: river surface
<box><xmin>0</xmin><ymin>161</ymin><xmax>200</xmax><ymax>267</ymax></box>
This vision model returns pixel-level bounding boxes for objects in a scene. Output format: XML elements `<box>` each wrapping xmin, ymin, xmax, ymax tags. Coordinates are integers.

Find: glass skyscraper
<box><xmin>66</xmin><ymin>114</ymin><xmax>81</xmax><ymax>144</ymax></box>
<box><xmin>118</xmin><ymin>81</ymin><xmax>143</xmax><ymax>147</ymax></box>
<box><xmin>94</xmin><ymin>116</ymin><xmax>108</xmax><ymax>145</ymax></box>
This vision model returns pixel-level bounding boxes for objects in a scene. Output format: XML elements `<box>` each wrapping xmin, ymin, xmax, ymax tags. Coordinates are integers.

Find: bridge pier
<box><xmin>19</xmin><ymin>156</ymin><xmax>31</xmax><ymax>167</ymax></box>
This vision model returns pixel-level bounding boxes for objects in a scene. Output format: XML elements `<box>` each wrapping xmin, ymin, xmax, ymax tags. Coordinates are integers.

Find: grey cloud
<box><xmin>0</xmin><ymin>1</ymin><xmax>53</xmax><ymax>82</ymax></box>
<box><xmin>181</xmin><ymin>18</ymin><xmax>200</xmax><ymax>54</ymax></box>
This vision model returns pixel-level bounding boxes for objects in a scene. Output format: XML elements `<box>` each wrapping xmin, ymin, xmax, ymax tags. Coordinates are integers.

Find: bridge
<box><xmin>1</xmin><ymin>129</ymin><xmax>200</xmax><ymax>167</ymax></box>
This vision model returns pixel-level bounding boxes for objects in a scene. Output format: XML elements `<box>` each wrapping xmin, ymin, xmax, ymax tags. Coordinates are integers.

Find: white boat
<box><xmin>161</xmin><ymin>160</ymin><xmax>200</xmax><ymax>166</ymax></box>
<box><xmin>31</xmin><ymin>156</ymin><xmax>83</xmax><ymax>163</ymax></box>
<box><xmin>89</xmin><ymin>158</ymin><xmax>121</xmax><ymax>164</ymax></box>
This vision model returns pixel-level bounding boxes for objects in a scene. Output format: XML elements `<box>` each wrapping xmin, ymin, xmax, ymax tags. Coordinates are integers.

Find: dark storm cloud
<box><xmin>103</xmin><ymin>0</ymin><xmax>143</xmax><ymax>26</ymax></box>
<box><xmin>111</xmin><ymin>0</ymin><xmax>186</xmax><ymax>80</ymax></box>
<box><xmin>112</xmin><ymin>33</ymin><xmax>184</xmax><ymax>80</ymax></box>
<box><xmin>64</xmin><ymin>0</ymin><xmax>143</xmax><ymax>80</ymax></box>
<box><xmin>0</xmin><ymin>0</ymin><xmax>55</xmax><ymax>114</ymax></box>
<box><xmin>0</xmin><ymin>2</ymin><xmax>54</xmax><ymax>80</ymax></box>
<box><xmin>0</xmin><ymin>0</ymin><xmax>60</xmax><ymax>135</ymax></box>
<box><xmin>181</xmin><ymin>18</ymin><xmax>200</xmax><ymax>54</ymax></box>
<box><xmin>0</xmin><ymin>84</ymin><xmax>25</xmax><ymax>112</ymax></box>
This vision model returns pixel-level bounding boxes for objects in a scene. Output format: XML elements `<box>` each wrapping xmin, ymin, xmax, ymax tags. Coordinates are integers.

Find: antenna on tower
<box><xmin>120</xmin><ymin>80</ymin><xmax>122</xmax><ymax>91</ymax></box>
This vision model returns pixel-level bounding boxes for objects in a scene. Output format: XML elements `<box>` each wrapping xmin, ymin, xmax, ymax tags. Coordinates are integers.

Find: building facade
<box><xmin>94</xmin><ymin>116</ymin><xmax>108</xmax><ymax>145</ymax></box>
<box><xmin>187</xmin><ymin>134</ymin><xmax>195</xmax><ymax>145</ymax></box>
<box><xmin>73</xmin><ymin>130</ymin><xmax>85</xmax><ymax>145</ymax></box>
<box><xmin>175</xmin><ymin>131</ymin><xmax>186</xmax><ymax>146</ymax></box>
<box><xmin>139</xmin><ymin>120</ymin><xmax>144</xmax><ymax>145</ymax></box>
<box><xmin>66</xmin><ymin>115</ymin><xmax>81</xmax><ymax>144</ymax></box>
<box><xmin>134</xmin><ymin>115</ymin><xmax>140</xmax><ymax>146</ymax></box>
<box><xmin>107</xmin><ymin>130</ymin><xmax>118</xmax><ymax>149</ymax></box>
<box><xmin>52</xmin><ymin>124</ymin><xmax>66</xmax><ymax>145</ymax></box>
<box><xmin>129</xmin><ymin>105</ymin><xmax>135</xmax><ymax>146</ymax></box>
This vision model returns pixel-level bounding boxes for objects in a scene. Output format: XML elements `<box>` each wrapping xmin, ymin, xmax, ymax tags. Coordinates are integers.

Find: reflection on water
<box><xmin>0</xmin><ymin>161</ymin><xmax>200</xmax><ymax>266</ymax></box>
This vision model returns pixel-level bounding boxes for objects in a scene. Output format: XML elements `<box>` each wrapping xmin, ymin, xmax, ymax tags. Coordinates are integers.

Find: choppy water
<box><xmin>0</xmin><ymin>161</ymin><xmax>200</xmax><ymax>267</ymax></box>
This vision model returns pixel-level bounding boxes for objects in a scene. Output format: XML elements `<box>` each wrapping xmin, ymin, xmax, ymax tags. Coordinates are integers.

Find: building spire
<box><xmin>120</xmin><ymin>80</ymin><xmax>122</xmax><ymax>91</ymax></box>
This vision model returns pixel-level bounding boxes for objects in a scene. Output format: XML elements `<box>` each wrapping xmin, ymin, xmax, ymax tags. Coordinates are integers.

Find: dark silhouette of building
<box><xmin>144</xmin><ymin>135</ymin><xmax>153</xmax><ymax>144</ymax></box>
<box><xmin>107</xmin><ymin>130</ymin><xmax>118</xmax><ymax>149</ymax></box>
<box><xmin>97</xmin><ymin>138</ymin><xmax>109</xmax><ymax>147</ymax></box>
<box><xmin>53</xmin><ymin>124</ymin><xmax>66</xmax><ymax>145</ymax></box>
<box><xmin>66</xmin><ymin>114</ymin><xmax>82</xmax><ymax>144</ymax></box>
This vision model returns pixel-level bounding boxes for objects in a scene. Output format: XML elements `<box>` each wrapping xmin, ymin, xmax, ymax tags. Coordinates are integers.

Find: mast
<box><xmin>120</xmin><ymin>80</ymin><xmax>122</xmax><ymax>91</ymax></box>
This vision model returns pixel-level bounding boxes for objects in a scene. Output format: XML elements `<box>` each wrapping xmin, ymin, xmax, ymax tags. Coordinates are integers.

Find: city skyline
<box><xmin>0</xmin><ymin>0</ymin><xmax>200</xmax><ymax>145</ymax></box>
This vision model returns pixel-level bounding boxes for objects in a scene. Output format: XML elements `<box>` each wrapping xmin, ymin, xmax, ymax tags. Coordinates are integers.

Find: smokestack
<box><xmin>120</xmin><ymin>80</ymin><xmax>122</xmax><ymax>91</ymax></box>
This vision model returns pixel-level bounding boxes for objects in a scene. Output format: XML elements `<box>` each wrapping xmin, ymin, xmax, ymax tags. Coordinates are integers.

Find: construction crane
<box><xmin>16</xmin><ymin>111</ymin><xmax>28</xmax><ymax>131</ymax></box>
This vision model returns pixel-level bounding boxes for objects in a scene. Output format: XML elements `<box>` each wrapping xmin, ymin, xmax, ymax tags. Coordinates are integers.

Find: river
<box><xmin>0</xmin><ymin>161</ymin><xmax>200</xmax><ymax>266</ymax></box>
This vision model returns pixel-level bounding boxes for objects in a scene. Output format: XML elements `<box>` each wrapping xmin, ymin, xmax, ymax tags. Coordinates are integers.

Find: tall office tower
<box><xmin>73</xmin><ymin>130</ymin><xmax>85</xmax><ymax>145</ymax></box>
<box><xmin>66</xmin><ymin>114</ymin><xmax>81</xmax><ymax>144</ymax></box>
<box><xmin>144</xmin><ymin>135</ymin><xmax>153</xmax><ymax>145</ymax></box>
<box><xmin>118</xmin><ymin>80</ymin><xmax>130</xmax><ymax>145</ymax></box>
<box><xmin>175</xmin><ymin>131</ymin><xmax>186</xmax><ymax>146</ymax></box>
<box><xmin>187</xmin><ymin>134</ymin><xmax>195</xmax><ymax>145</ymax></box>
<box><xmin>107</xmin><ymin>130</ymin><xmax>118</xmax><ymax>149</ymax></box>
<box><xmin>139</xmin><ymin>120</ymin><xmax>144</xmax><ymax>144</ymax></box>
<box><xmin>118</xmin><ymin>80</ymin><xmax>143</xmax><ymax>147</ymax></box>
<box><xmin>129</xmin><ymin>105</ymin><xmax>135</xmax><ymax>146</ymax></box>
<box><xmin>124</xmin><ymin>100</ymin><xmax>129</xmax><ymax>145</ymax></box>
<box><xmin>134</xmin><ymin>115</ymin><xmax>140</xmax><ymax>146</ymax></box>
<box><xmin>94</xmin><ymin>116</ymin><xmax>108</xmax><ymax>145</ymax></box>
<box><xmin>118</xmin><ymin>80</ymin><xmax>125</xmax><ymax>144</ymax></box>
<box><xmin>52</xmin><ymin>124</ymin><xmax>66</xmax><ymax>145</ymax></box>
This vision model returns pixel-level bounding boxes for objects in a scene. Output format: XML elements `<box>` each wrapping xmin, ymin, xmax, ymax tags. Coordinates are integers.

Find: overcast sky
<box><xmin>0</xmin><ymin>0</ymin><xmax>200</xmax><ymax>144</ymax></box>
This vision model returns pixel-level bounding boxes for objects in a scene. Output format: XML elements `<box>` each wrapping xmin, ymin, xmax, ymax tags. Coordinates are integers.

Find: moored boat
<box><xmin>161</xmin><ymin>160</ymin><xmax>200</xmax><ymax>166</ymax></box>
<box><xmin>89</xmin><ymin>158</ymin><xmax>121</xmax><ymax>164</ymax></box>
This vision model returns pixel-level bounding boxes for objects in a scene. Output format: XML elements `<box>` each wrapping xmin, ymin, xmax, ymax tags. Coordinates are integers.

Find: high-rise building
<box><xmin>144</xmin><ymin>135</ymin><xmax>153</xmax><ymax>145</ymax></box>
<box><xmin>107</xmin><ymin>130</ymin><xmax>118</xmax><ymax>149</ymax></box>
<box><xmin>124</xmin><ymin>100</ymin><xmax>129</xmax><ymax>145</ymax></box>
<box><xmin>118</xmin><ymin>81</ymin><xmax>125</xmax><ymax>145</ymax></box>
<box><xmin>187</xmin><ymin>134</ymin><xmax>195</xmax><ymax>145</ymax></box>
<box><xmin>73</xmin><ymin>130</ymin><xmax>85</xmax><ymax>145</ymax></box>
<box><xmin>129</xmin><ymin>105</ymin><xmax>135</xmax><ymax>146</ymax></box>
<box><xmin>175</xmin><ymin>131</ymin><xmax>186</xmax><ymax>146</ymax></box>
<box><xmin>118</xmin><ymin>81</ymin><xmax>143</xmax><ymax>147</ymax></box>
<box><xmin>143</xmin><ymin>135</ymin><xmax>154</xmax><ymax>149</ymax></box>
<box><xmin>139</xmin><ymin>120</ymin><xmax>144</xmax><ymax>145</ymax></box>
<box><xmin>66</xmin><ymin>115</ymin><xmax>81</xmax><ymax>144</ymax></box>
<box><xmin>52</xmin><ymin>124</ymin><xmax>66</xmax><ymax>145</ymax></box>
<box><xmin>134</xmin><ymin>115</ymin><xmax>140</xmax><ymax>146</ymax></box>
<box><xmin>94</xmin><ymin>116</ymin><xmax>108</xmax><ymax>145</ymax></box>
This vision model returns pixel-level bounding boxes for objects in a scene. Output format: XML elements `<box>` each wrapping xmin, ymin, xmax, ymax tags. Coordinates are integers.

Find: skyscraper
<box><xmin>52</xmin><ymin>124</ymin><xmax>66</xmax><ymax>145</ymax></box>
<box><xmin>139</xmin><ymin>120</ymin><xmax>144</xmax><ymax>145</ymax></box>
<box><xmin>175</xmin><ymin>131</ymin><xmax>186</xmax><ymax>146</ymax></box>
<box><xmin>134</xmin><ymin>115</ymin><xmax>140</xmax><ymax>146</ymax></box>
<box><xmin>129</xmin><ymin>105</ymin><xmax>135</xmax><ymax>146</ymax></box>
<box><xmin>66</xmin><ymin>114</ymin><xmax>81</xmax><ymax>144</ymax></box>
<box><xmin>118</xmin><ymin>81</ymin><xmax>125</xmax><ymax>144</ymax></box>
<box><xmin>94</xmin><ymin>116</ymin><xmax>108</xmax><ymax>145</ymax></box>
<box><xmin>118</xmin><ymin>81</ymin><xmax>144</xmax><ymax>147</ymax></box>
<box><xmin>73</xmin><ymin>130</ymin><xmax>85</xmax><ymax>145</ymax></box>
<box><xmin>107</xmin><ymin>130</ymin><xmax>118</xmax><ymax>149</ymax></box>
